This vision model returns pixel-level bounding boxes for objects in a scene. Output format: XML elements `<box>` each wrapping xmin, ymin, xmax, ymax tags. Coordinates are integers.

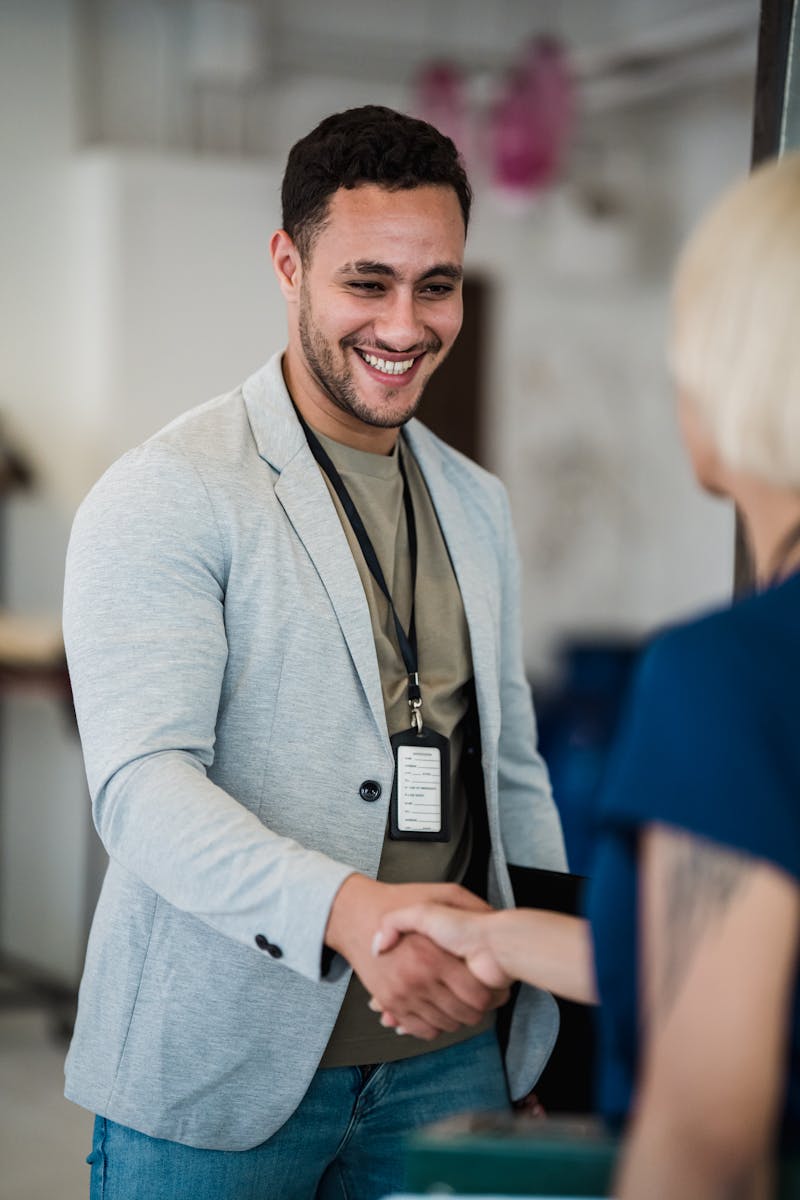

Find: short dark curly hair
<box><xmin>281</xmin><ymin>105</ymin><xmax>472</xmax><ymax>261</ymax></box>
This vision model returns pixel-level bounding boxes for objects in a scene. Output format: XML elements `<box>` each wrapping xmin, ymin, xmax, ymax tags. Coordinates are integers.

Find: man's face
<box><xmin>283</xmin><ymin>183</ymin><xmax>465</xmax><ymax>440</ymax></box>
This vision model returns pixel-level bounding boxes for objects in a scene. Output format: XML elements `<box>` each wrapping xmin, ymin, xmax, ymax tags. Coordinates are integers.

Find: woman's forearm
<box><xmin>616</xmin><ymin>1107</ymin><xmax>772</xmax><ymax>1200</ymax></box>
<box><xmin>486</xmin><ymin>908</ymin><xmax>598</xmax><ymax>1004</ymax></box>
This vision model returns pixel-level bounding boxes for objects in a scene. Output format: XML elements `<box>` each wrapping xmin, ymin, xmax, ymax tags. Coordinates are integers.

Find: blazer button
<box><xmin>254</xmin><ymin>934</ymin><xmax>283</xmax><ymax>958</ymax></box>
<box><xmin>359</xmin><ymin>779</ymin><xmax>382</xmax><ymax>802</ymax></box>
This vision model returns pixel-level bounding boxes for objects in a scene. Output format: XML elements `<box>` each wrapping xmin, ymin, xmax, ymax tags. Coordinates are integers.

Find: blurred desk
<box><xmin>403</xmin><ymin>1112</ymin><xmax>800</xmax><ymax>1199</ymax></box>
<box><xmin>0</xmin><ymin>612</ymin><xmax>64</xmax><ymax>663</ymax></box>
<box><xmin>0</xmin><ymin>610</ymin><xmax>78</xmax><ymax>1035</ymax></box>
<box><xmin>404</xmin><ymin>1113</ymin><xmax>615</xmax><ymax>1198</ymax></box>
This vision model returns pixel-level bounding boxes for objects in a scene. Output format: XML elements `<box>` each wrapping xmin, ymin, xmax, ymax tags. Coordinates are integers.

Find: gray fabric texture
<box><xmin>62</xmin><ymin>353</ymin><xmax>567</xmax><ymax>1149</ymax></box>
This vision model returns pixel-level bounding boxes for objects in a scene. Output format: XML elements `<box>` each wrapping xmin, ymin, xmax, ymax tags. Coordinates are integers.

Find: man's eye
<box><xmin>347</xmin><ymin>280</ymin><xmax>384</xmax><ymax>292</ymax></box>
<box><xmin>422</xmin><ymin>284</ymin><xmax>455</xmax><ymax>297</ymax></box>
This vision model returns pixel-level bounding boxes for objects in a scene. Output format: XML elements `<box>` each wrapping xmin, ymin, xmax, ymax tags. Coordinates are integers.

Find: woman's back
<box><xmin>590</xmin><ymin>570</ymin><xmax>800</xmax><ymax>1146</ymax></box>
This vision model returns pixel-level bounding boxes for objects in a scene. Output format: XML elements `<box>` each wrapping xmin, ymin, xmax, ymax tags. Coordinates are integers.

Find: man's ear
<box><xmin>270</xmin><ymin>230</ymin><xmax>302</xmax><ymax>301</ymax></box>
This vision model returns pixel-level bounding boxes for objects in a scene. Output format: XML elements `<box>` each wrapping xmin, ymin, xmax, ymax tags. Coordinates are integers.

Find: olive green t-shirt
<box><xmin>312</xmin><ymin>428</ymin><xmax>492</xmax><ymax>1068</ymax></box>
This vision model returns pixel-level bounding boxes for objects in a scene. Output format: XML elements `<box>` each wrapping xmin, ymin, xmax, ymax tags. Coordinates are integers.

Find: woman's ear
<box><xmin>270</xmin><ymin>229</ymin><xmax>302</xmax><ymax>302</ymax></box>
<box><xmin>676</xmin><ymin>386</ymin><xmax>730</xmax><ymax>499</ymax></box>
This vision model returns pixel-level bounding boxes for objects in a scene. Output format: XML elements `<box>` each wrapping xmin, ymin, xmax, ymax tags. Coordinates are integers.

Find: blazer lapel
<box><xmin>243</xmin><ymin>357</ymin><xmax>392</xmax><ymax>760</ymax></box>
<box><xmin>403</xmin><ymin>423</ymin><xmax>502</xmax><ymax>754</ymax></box>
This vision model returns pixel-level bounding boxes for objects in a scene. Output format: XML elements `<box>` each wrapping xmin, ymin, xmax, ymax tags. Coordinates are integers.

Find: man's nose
<box><xmin>373</xmin><ymin>290</ymin><xmax>425</xmax><ymax>351</ymax></box>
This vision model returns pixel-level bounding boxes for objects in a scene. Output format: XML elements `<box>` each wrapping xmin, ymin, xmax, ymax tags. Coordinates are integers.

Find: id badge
<box><xmin>389</xmin><ymin>726</ymin><xmax>450</xmax><ymax>842</ymax></box>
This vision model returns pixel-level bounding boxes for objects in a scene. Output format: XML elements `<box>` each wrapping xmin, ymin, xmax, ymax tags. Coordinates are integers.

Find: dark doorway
<box><xmin>416</xmin><ymin>276</ymin><xmax>489</xmax><ymax>468</ymax></box>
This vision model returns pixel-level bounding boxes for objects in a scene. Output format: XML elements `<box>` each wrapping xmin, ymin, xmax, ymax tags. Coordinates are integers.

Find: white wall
<box><xmin>0</xmin><ymin>1</ymin><xmax>93</xmax><ymax>980</ymax></box>
<box><xmin>466</xmin><ymin>85</ymin><xmax>750</xmax><ymax>673</ymax></box>
<box><xmin>76</xmin><ymin>151</ymin><xmax>283</xmax><ymax>474</ymax></box>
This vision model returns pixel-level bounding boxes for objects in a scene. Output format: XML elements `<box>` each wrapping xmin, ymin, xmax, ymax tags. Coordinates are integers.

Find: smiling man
<box><xmin>278</xmin><ymin>181</ymin><xmax>464</xmax><ymax>444</ymax></box>
<box><xmin>62</xmin><ymin>106</ymin><xmax>566</xmax><ymax>1200</ymax></box>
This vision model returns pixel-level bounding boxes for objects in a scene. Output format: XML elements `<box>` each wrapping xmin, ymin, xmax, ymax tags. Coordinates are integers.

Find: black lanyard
<box><xmin>297</xmin><ymin>412</ymin><xmax>424</xmax><ymax>732</ymax></box>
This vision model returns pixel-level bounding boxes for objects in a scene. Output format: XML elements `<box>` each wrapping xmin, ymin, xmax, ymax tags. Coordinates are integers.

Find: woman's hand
<box><xmin>371</xmin><ymin>902</ymin><xmax>513</xmax><ymax>990</ymax></box>
<box><xmin>368</xmin><ymin>902</ymin><xmax>596</xmax><ymax>1031</ymax></box>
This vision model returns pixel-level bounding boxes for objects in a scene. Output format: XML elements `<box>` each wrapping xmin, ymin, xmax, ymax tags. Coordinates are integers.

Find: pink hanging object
<box><xmin>412</xmin><ymin>61</ymin><xmax>468</xmax><ymax>158</ymax></box>
<box><xmin>490</xmin><ymin>37</ymin><xmax>575</xmax><ymax>204</ymax></box>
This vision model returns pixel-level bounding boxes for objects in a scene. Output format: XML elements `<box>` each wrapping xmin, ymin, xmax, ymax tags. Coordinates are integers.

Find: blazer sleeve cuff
<box><xmin>251</xmin><ymin>856</ymin><xmax>356</xmax><ymax>984</ymax></box>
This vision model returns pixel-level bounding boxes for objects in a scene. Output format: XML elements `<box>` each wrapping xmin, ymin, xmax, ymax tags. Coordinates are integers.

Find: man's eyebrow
<box><xmin>336</xmin><ymin>261</ymin><xmax>396</xmax><ymax>278</ymax></box>
<box><xmin>335</xmin><ymin>261</ymin><xmax>464</xmax><ymax>282</ymax></box>
<box><xmin>419</xmin><ymin>264</ymin><xmax>463</xmax><ymax>282</ymax></box>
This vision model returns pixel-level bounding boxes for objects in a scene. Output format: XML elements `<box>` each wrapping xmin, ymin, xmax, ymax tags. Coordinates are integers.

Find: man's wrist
<box><xmin>324</xmin><ymin>872</ymin><xmax>378</xmax><ymax>957</ymax></box>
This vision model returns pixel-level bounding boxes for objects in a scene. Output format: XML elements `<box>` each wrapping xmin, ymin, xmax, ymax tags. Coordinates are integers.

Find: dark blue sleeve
<box><xmin>596</xmin><ymin>622</ymin><xmax>800</xmax><ymax>883</ymax></box>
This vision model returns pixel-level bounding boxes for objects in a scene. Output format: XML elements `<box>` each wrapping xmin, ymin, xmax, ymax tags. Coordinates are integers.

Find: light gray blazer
<box><xmin>63</xmin><ymin>354</ymin><xmax>567</xmax><ymax>1150</ymax></box>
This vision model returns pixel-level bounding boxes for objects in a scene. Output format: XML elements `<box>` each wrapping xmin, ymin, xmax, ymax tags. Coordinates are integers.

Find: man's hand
<box><xmin>325</xmin><ymin>876</ymin><xmax>509</xmax><ymax>1040</ymax></box>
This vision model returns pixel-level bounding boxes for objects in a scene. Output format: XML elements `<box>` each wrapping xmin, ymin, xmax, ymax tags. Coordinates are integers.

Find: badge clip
<box><xmin>408</xmin><ymin>671</ymin><xmax>423</xmax><ymax>734</ymax></box>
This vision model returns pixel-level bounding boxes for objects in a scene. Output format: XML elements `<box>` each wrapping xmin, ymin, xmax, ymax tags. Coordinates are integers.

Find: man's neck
<box><xmin>281</xmin><ymin>352</ymin><xmax>399</xmax><ymax>456</ymax></box>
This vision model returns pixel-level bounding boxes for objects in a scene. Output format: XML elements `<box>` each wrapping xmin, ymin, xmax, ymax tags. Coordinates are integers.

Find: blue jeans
<box><xmin>87</xmin><ymin>1028</ymin><xmax>508</xmax><ymax>1199</ymax></box>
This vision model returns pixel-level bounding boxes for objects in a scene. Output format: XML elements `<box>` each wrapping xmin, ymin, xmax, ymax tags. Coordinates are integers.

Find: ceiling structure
<box><xmin>78</xmin><ymin>0</ymin><xmax>759</xmax><ymax>155</ymax></box>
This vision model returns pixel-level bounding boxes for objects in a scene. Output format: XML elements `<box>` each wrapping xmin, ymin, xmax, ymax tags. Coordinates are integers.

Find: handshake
<box><xmin>324</xmin><ymin>876</ymin><xmax>514</xmax><ymax>1042</ymax></box>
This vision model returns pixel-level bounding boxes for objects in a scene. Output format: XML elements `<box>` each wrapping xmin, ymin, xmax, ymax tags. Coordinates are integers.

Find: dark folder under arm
<box><xmin>500</xmin><ymin>865</ymin><xmax>595</xmax><ymax>1114</ymax></box>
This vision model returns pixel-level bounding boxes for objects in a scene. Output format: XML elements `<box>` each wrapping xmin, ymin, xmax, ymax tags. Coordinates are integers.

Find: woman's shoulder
<box><xmin>641</xmin><ymin>573</ymin><xmax>800</xmax><ymax>703</ymax></box>
<box><xmin>596</xmin><ymin>577</ymin><xmax>800</xmax><ymax>876</ymax></box>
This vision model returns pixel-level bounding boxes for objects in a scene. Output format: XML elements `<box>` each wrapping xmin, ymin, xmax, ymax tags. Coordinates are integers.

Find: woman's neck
<box><xmin>736</xmin><ymin>477</ymin><xmax>800</xmax><ymax>587</ymax></box>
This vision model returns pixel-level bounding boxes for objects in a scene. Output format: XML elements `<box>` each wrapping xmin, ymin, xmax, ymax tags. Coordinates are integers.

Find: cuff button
<box><xmin>255</xmin><ymin>934</ymin><xmax>283</xmax><ymax>958</ymax></box>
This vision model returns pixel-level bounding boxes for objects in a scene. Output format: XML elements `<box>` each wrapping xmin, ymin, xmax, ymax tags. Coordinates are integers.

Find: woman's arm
<box><xmin>373</xmin><ymin>903</ymin><xmax>597</xmax><ymax>1005</ymax></box>
<box><xmin>616</xmin><ymin>823</ymin><xmax>800</xmax><ymax>1200</ymax></box>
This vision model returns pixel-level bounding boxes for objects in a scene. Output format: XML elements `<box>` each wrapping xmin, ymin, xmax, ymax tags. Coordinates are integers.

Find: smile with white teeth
<box><xmin>357</xmin><ymin>350</ymin><xmax>417</xmax><ymax>376</ymax></box>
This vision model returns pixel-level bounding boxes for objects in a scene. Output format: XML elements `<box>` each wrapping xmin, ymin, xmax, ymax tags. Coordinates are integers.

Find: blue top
<box><xmin>588</xmin><ymin>571</ymin><xmax>800</xmax><ymax>1147</ymax></box>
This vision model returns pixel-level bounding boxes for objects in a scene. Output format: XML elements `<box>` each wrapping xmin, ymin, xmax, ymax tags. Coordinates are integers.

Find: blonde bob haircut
<box><xmin>670</xmin><ymin>152</ymin><xmax>800</xmax><ymax>489</ymax></box>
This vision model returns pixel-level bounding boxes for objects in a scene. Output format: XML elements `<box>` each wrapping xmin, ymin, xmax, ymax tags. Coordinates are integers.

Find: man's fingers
<box><xmin>370</xmin><ymin>991</ymin><xmax>480</xmax><ymax>1036</ymax></box>
<box><xmin>369</xmin><ymin>999</ymin><xmax>442</xmax><ymax>1040</ymax></box>
<box><xmin>437</xmin><ymin>952</ymin><xmax>503</xmax><ymax>1013</ymax></box>
<box><xmin>366</xmin><ymin>936</ymin><xmax>487</xmax><ymax>1034</ymax></box>
<box><xmin>393</xmin><ymin>946</ymin><xmax>500</xmax><ymax>1028</ymax></box>
<box><xmin>359</xmin><ymin>930</ymin><xmax>509</xmax><ymax>1045</ymax></box>
<box><xmin>389</xmin><ymin>985</ymin><xmax>469</xmax><ymax>1037</ymax></box>
<box><xmin>388</xmin><ymin>1013</ymin><xmax>440</xmax><ymax>1040</ymax></box>
<box><xmin>427</xmin><ymin>978</ymin><xmax>488</xmax><ymax>1027</ymax></box>
<box><xmin>375</xmin><ymin>931</ymin><xmax>508</xmax><ymax>1018</ymax></box>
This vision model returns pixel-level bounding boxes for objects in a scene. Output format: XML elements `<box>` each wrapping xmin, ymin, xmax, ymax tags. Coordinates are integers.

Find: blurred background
<box><xmin>0</xmin><ymin>0</ymin><xmax>765</xmax><ymax>1195</ymax></box>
